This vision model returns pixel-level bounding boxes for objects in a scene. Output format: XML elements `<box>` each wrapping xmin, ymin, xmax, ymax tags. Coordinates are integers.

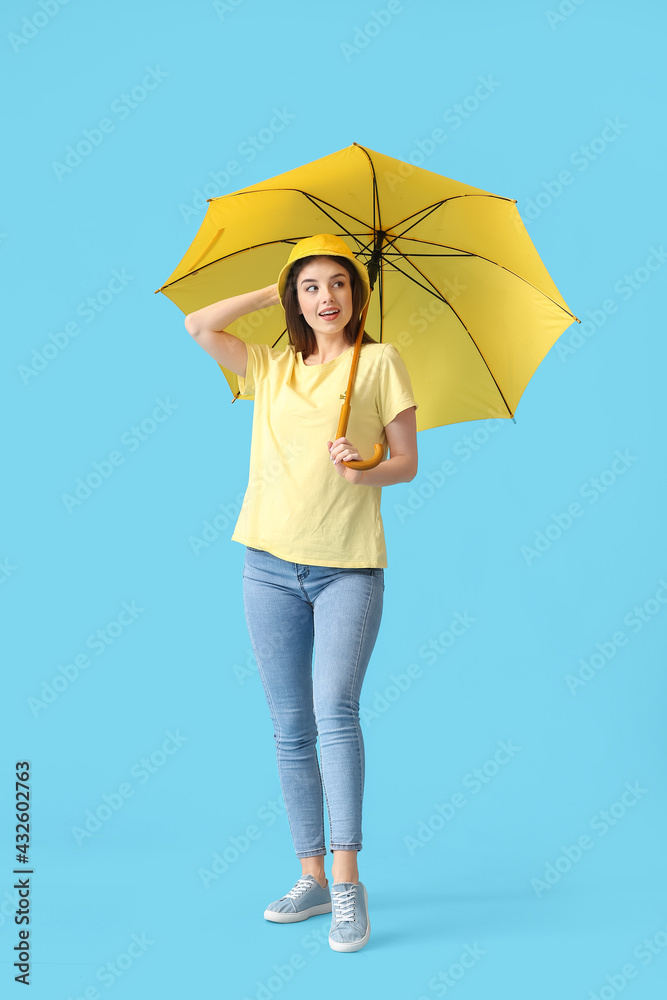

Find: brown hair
<box><xmin>282</xmin><ymin>255</ymin><xmax>377</xmax><ymax>360</ymax></box>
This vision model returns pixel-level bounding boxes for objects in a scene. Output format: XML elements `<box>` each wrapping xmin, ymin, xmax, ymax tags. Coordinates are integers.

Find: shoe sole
<box><xmin>329</xmin><ymin>884</ymin><xmax>370</xmax><ymax>952</ymax></box>
<box><xmin>264</xmin><ymin>902</ymin><xmax>332</xmax><ymax>923</ymax></box>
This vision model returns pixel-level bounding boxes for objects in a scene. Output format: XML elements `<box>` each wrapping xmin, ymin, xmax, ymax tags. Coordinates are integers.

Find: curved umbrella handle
<box><xmin>335</xmin><ymin>402</ymin><xmax>385</xmax><ymax>469</ymax></box>
<box><xmin>335</xmin><ymin>299</ymin><xmax>385</xmax><ymax>470</ymax></box>
<box><xmin>342</xmin><ymin>442</ymin><xmax>385</xmax><ymax>470</ymax></box>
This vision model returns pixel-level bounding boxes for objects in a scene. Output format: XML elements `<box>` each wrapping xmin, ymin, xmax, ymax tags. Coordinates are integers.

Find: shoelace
<box><xmin>331</xmin><ymin>885</ymin><xmax>357</xmax><ymax>922</ymax></box>
<box><xmin>283</xmin><ymin>876</ymin><xmax>319</xmax><ymax>900</ymax></box>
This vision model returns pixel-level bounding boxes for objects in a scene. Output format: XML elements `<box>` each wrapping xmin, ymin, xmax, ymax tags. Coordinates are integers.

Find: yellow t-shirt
<box><xmin>230</xmin><ymin>340</ymin><xmax>418</xmax><ymax>568</ymax></box>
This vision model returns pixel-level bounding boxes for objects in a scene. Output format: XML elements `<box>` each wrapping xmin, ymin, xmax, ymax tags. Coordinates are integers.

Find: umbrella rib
<box><xmin>365</xmin><ymin>228</ymin><xmax>517</xmax><ymax>416</ymax></box>
<box><xmin>297</xmin><ymin>195</ymin><xmax>377</xmax><ymax>258</ymax></box>
<box><xmin>222</xmin><ymin>185</ymin><xmax>377</xmax><ymax>239</ymax></box>
<box><xmin>362</xmin><ymin>143</ymin><xmax>382</xmax><ymax>241</ymax></box>
<box><xmin>157</xmin><ymin>231</ymin><xmax>372</xmax><ymax>292</ymax></box>
<box><xmin>158</xmin><ymin>186</ymin><xmax>384</xmax><ymax>294</ymax></box>
<box><xmin>395</xmin><ymin>199</ymin><xmax>450</xmax><ymax>236</ymax></box>
<box><xmin>380</xmin><ymin>234</ymin><xmax>578</xmax><ymax>323</ymax></box>
<box><xmin>375</xmin><ymin>255</ymin><xmax>454</xmax><ymax>299</ymax></box>
<box><xmin>380</xmin><ymin>200</ymin><xmax>580</xmax><ymax>327</ymax></box>
<box><xmin>361</xmin><ymin>192</ymin><xmax>515</xmax><ymax>416</ymax></box>
<box><xmin>222</xmin><ymin>179</ymin><xmax>385</xmax><ymax>267</ymax></box>
<box><xmin>393</xmin><ymin>193</ymin><xmax>515</xmax><ymax>239</ymax></box>
<box><xmin>398</xmin><ymin>248</ymin><xmax>517</xmax><ymax>418</ymax></box>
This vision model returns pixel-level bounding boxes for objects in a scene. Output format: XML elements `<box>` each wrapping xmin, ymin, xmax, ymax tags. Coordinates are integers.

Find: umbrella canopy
<box><xmin>156</xmin><ymin>142</ymin><xmax>579</xmax><ymax>432</ymax></box>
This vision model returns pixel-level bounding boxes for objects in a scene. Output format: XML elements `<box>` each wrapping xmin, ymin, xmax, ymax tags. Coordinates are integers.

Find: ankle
<box><xmin>302</xmin><ymin>870</ymin><xmax>327</xmax><ymax>887</ymax></box>
<box><xmin>331</xmin><ymin>873</ymin><xmax>359</xmax><ymax>885</ymax></box>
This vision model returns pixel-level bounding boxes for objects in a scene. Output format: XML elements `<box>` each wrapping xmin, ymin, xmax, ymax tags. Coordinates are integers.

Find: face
<box><xmin>295</xmin><ymin>257</ymin><xmax>354</xmax><ymax>337</ymax></box>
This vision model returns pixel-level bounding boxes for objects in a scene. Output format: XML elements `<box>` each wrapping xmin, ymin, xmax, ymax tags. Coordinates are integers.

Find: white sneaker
<box><xmin>329</xmin><ymin>881</ymin><xmax>370</xmax><ymax>952</ymax></box>
<box><xmin>264</xmin><ymin>874</ymin><xmax>332</xmax><ymax>923</ymax></box>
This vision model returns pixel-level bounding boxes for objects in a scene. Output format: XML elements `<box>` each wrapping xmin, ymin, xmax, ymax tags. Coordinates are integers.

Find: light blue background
<box><xmin>2</xmin><ymin>1</ymin><xmax>666</xmax><ymax>997</ymax></box>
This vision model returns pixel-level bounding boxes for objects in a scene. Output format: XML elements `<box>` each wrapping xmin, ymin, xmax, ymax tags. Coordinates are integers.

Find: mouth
<box><xmin>319</xmin><ymin>309</ymin><xmax>340</xmax><ymax>319</ymax></box>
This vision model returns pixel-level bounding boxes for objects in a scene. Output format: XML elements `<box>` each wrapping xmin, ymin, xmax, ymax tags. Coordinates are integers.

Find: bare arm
<box><xmin>358</xmin><ymin>406</ymin><xmax>418</xmax><ymax>486</ymax></box>
<box><xmin>184</xmin><ymin>283</ymin><xmax>280</xmax><ymax>377</ymax></box>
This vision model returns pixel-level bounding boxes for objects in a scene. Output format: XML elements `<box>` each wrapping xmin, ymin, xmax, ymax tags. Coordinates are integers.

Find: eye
<box><xmin>304</xmin><ymin>279</ymin><xmax>345</xmax><ymax>292</ymax></box>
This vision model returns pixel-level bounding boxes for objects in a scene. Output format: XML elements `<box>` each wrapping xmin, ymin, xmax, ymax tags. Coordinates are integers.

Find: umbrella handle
<box><xmin>336</xmin><ymin>299</ymin><xmax>385</xmax><ymax>471</ymax></box>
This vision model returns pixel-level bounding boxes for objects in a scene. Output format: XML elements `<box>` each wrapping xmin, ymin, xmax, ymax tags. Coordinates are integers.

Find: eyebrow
<box><xmin>300</xmin><ymin>272</ymin><xmax>347</xmax><ymax>285</ymax></box>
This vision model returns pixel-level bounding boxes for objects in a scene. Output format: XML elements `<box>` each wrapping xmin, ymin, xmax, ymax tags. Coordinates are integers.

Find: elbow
<box><xmin>184</xmin><ymin>313</ymin><xmax>200</xmax><ymax>336</ymax></box>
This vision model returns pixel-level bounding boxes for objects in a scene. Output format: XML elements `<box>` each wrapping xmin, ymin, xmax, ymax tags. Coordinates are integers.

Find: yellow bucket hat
<box><xmin>277</xmin><ymin>234</ymin><xmax>371</xmax><ymax>312</ymax></box>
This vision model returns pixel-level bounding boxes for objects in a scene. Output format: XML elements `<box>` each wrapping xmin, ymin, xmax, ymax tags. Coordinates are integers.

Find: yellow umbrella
<box><xmin>155</xmin><ymin>142</ymin><xmax>580</xmax><ymax>469</ymax></box>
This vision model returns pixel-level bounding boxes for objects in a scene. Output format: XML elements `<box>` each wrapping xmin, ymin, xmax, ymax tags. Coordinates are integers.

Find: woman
<box><xmin>184</xmin><ymin>234</ymin><xmax>418</xmax><ymax>953</ymax></box>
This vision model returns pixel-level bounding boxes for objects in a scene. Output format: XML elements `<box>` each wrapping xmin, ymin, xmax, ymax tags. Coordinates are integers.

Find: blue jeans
<box><xmin>242</xmin><ymin>546</ymin><xmax>384</xmax><ymax>858</ymax></box>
